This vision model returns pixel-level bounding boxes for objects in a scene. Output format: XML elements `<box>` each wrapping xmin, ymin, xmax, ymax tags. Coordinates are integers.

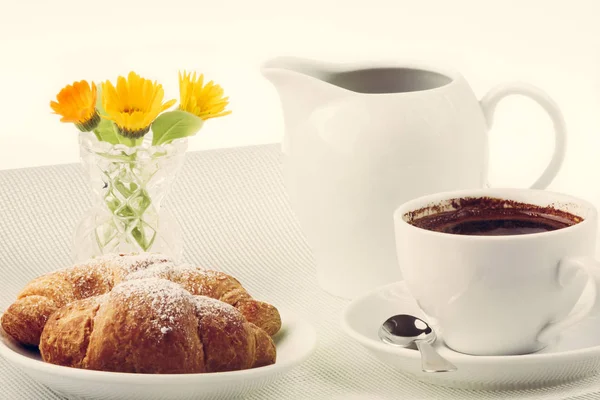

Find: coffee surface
<box><xmin>408</xmin><ymin>197</ymin><xmax>582</xmax><ymax>236</ymax></box>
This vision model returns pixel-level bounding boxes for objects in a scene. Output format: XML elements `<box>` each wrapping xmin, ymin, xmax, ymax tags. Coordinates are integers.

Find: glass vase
<box><xmin>73</xmin><ymin>132</ymin><xmax>187</xmax><ymax>263</ymax></box>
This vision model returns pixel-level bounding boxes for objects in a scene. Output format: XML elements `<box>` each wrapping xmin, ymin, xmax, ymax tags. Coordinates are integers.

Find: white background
<box><xmin>1</xmin><ymin>0</ymin><xmax>599</xmax><ymax>203</ymax></box>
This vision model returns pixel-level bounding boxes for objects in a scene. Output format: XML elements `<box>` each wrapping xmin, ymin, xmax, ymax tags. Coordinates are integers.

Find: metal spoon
<box><xmin>379</xmin><ymin>314</ymin><xmax>457</xmax><ymax>373</ymax></box>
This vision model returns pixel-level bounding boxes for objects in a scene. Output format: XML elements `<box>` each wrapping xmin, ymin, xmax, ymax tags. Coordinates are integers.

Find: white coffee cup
<box><xmin>394</xmin><ymin>188</ymin><xmax>600</xmax><ymax>356</ymax></box>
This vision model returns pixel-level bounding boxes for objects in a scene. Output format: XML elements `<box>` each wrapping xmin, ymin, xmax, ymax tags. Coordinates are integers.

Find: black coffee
<box><xmin>408</xmin><ymin>197</ymin><xmax>582</xmax><ymax>236</ymax></box>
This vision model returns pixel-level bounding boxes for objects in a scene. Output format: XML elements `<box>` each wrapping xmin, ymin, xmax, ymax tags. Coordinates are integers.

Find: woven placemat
<box><xmin>1</xmin><ymin>144</ymin><xmax>599</xmax><ymax>399</ymax></box>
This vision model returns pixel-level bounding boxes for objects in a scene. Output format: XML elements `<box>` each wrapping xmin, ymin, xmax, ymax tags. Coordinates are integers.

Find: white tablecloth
<box><xmin>1</xmin><ymin>144</ymin><xmax>600</xmax><ymax>400</ymax></box>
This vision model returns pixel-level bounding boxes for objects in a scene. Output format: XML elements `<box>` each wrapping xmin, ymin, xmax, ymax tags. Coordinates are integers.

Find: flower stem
<box><xmin>118</xmin><ymin>136</ymin><xmax>138</xmax><ymax>147</ymax></box>
<box><xmin>100</xmin><ymin>150</ymin><xmax>156</xmax><ymax>252</ymax></box>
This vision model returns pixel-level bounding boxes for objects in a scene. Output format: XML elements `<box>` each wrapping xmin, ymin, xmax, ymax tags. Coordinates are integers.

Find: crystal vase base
<box><xmin>72</xmin><ymin>206</ymin><xmax>182</xmax><ymax>263</ymax></box>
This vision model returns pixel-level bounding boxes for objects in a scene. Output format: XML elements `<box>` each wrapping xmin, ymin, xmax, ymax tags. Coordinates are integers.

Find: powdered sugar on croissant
<box><xmin>1</xmin><ymin>253</ymin><xmax>281</xmax><ymax>347</ymax></box>
<box><xmin>125</xmin><ymin>263</ymin><xmax>282</xmax><ymax>336</ymax></box>
<box><xmin>39</xmin><ymin>278</ymin><xmax>276</xmax><ymax>373</ymax></box>
<box><xmin>1</xmin><ymin>253</ymin><xmax>171</xmax><ymax>346</ymax></box>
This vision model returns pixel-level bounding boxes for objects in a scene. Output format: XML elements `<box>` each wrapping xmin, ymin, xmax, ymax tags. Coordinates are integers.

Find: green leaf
<box><xmin>93</xmin><ymin>119</ymin><xmax>143</xmax><ymax>147</ymax></box>
<box><xmin>93</xmin><ymin>120</ymin><xmax>121</xmax><ymax>145</ymax></box>
<box><xmin>96</xmin><ymin>85</ymin><xmax>107</xmax><ymax>116</ymax></box>
<box><xmin>93</xmin><ymin>86</ymin><xmax>120</xmax><ymax>145</ymax></box>
<box><xmin>151</xmin><ymin>110</ymin><xmax>203</xmax><ymax>146</ymax></box>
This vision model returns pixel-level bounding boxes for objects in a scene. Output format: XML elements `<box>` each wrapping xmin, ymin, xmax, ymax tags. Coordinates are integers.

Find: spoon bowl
<box><xmin>379</xmin><ymin>314</ymin><xmax>457</xmax><ymax>373</ymax></box>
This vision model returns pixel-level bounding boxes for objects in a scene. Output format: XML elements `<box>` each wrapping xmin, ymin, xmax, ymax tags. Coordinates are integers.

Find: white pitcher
<box><xmin>262</xmin><ymin>56</ymin><xmax>566</xmax><ymax>299</ymax></box>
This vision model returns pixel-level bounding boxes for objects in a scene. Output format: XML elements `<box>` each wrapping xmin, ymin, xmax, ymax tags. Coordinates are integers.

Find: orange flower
<box><xmin>50</xmin><ymin>80</ymin><xmax>100</xmax><ymax>132</ymax></box>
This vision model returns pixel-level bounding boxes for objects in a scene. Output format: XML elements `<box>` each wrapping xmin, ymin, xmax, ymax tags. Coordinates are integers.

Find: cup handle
<box><xmin>537</xmin><ymin>256</ymin><xmax>600</xmax><ymax>344</ymax></box>
<box><xmin>480</xmin><ymin>83</ymin><xmax>567</xmax><ymax>189</ymax></box>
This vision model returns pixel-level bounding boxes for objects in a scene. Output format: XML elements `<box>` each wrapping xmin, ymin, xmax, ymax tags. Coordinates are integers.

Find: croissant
<box><xmin>2</xmin><ymin>253</ymin><xmax>281</xmax><ymax>347</ymax></box>
<box><xmin>39</xmin><ymin>278</ymin><xmax>276</xmax><ymax>373</ymax></box>
<box><xmin>1</xmin><ymin>253</ymin><xmax>170</xmax><ymax>346</ymax></box>
<box><xmin>124</xmin><ymin>263</ymin><xmax>281</xmax><ymax>336</ymax></box>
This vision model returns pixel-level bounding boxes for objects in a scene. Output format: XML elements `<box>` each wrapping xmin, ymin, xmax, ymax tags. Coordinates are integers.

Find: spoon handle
<box><xmin>415</xmin><ymin>340</ymin><xmax>458</xmax><ymax>373</ymax></box>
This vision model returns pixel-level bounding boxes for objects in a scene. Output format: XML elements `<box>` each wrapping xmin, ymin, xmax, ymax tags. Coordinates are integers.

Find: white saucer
<box><xmin>341</xmin><ymin>281</ymin><xmax>600</xmax><ymax>390</ymax></box>
<box><xmin>0</xmin><ymin>309</ymin><xmax>316</xmax><ymax>400</ymax></box>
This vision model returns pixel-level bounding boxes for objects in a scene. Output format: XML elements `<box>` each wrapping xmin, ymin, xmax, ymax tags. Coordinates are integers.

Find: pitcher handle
<box><xmin>480</xmin><ymin>83</ymin><xmax>567</xmax><ymax>189</ymax></box>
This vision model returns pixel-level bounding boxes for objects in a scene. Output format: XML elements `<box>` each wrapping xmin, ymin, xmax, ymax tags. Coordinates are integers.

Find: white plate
<box><xmin>341</xmin><ymin>281</ymin><xmax>600</xmax><ymax>390</ymax></box>
<box><xmin>0</xmin><ymin>309</ymin><xmax>316</xmax><ymax>400</ymax></box>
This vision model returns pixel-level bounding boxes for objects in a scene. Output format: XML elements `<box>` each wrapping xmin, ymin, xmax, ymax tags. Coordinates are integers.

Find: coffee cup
<box><xmin>393</xmin><ymin>188</ymin><xmax>600</xmax><ymax>356</ymax></box>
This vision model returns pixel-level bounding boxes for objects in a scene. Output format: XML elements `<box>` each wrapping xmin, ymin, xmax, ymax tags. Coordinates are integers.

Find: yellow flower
<box><xmin>102</xmin><ymin>71</ymin><xmax>176</xmax><ymax>138</ymax></box>
<box><xmin>178</xmin><ymin>71</ymin><xmax>231</xmax><ymax>120</ymax></box>
<box><xmin>50</xmin><ymin>80</ymin><xmax>100</xmax><ymax>132</ymax></box>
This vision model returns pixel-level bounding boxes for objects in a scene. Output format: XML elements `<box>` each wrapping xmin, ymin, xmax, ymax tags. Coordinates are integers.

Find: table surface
<box><xmin>1</xmin><ymin>144</ymin><xmax>600</xmax><ymax>400</ymax></box>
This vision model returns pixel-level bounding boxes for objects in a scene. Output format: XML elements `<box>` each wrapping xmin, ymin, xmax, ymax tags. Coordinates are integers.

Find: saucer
<box><xmin>0</xmin><ymin>309</ymin><xmax>317</xmax><ymax>400</ymax></box>
<box><xmin>341</xmin><ymin>281</ymin><xmax>600</xmax><ymax>390</ymax></box>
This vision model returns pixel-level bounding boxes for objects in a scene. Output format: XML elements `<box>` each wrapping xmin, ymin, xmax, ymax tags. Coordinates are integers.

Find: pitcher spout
<box><xmin>261</xmin><ymin>57</ymin><xmax>344</xmax><ymax>138</ymax></box>
<box><xmin>261</xmin><ymin>56</ymin><xmax>334</xmax><ymax>84</ymax></box>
